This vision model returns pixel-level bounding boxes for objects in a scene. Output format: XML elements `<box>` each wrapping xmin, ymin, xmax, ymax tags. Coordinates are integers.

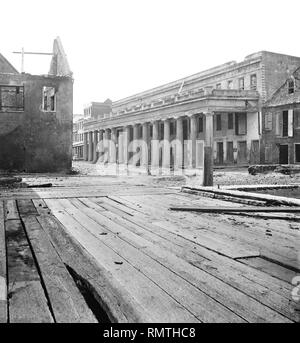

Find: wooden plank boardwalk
<box><xmin>0</xmin><ymin>176</ymin><xmax>299</xmax><ymax>322</ymax></box>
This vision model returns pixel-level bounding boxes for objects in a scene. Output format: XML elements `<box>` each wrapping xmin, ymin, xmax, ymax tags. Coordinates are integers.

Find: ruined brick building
<box><xmin>74</xmin><ymin>51</ymin><xmax>300</xmax><ymax>176</ymax></box>
<box><xmin>0</xmin><ymin>37</ymin><xmax>73</xmax><ymax>172</ymax></box>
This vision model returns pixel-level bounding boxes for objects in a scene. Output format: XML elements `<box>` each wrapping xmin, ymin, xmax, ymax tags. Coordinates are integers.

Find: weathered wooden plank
<box><xmin>169</xmin><ymin>206</ymin><xmax>300</xmax><ymax>213</ymax></box>
<box><xmin>37</xmin><ymin>214</ymin><xmax>148</xmax><ymax>323</ymax></box>
<box><xmin>70</xmin><ymin>198</ymin><xmax>293</xmax><ymax>323</ymax></box>
<box><xmin>120</xmin><ymin>195</ymin><xmax>260</xmax><ymax>259</ymax></box>
<box><xmin>37</xmin><ymin>214</ymin><xmax>150</xmax><ymax>323</ymax></box>
<box><xmin>167</xmin><ymin>192</ymin><xmax>300</xmax><ymax>241</ymax></box>
<box><xmin>17</xmin><ymin>199</ymin><xmax>38</xmax><ymax>216</ymax></box>
<box><xmin>103</xmin><ymin>198</ymin><xmax>291</xmax><ymax>299</ymax></box>
<box><xmin>0</xmin><ymin>186</ymin><xmax>176</xmax><ymax>201</ymax></box>
<box><xmin>32</xmin><ymin>199</ymin><xmax>52</xmax><ymax>215</ymax></box>
<box><xmin>102</xmin><ymin>196</ymin><xmax>299</xmax><ymax>319</ymax></box>
<box><xmin>5</xmin><ymin>219</ymin><xmax>53</xmax><ymax>323</ymax></box>
<box><xmin>0</xmin><ymin>201</ymin><xmax>7</xmax><ymax>323</ymax></box>
<box><xmin>45</xmin><ymin>199</ymin><xmax>199</xmax><ymax>323</ymax></box>
<box><xmin>4</xmin><ymin>200</ymin><xmax>19</xmax><ymax>220</ymax></box>
<box><xmin>141</xmin><ymin>194</ymin><xmax>299</xmax><ymax>271</ymax></box>
<box><xmin>182</xmin><ymin>186</ymin><xmax>300</xmax><ymax>207</ymax></box>
<box><xmin>238</xmin><ymin>257</ymin><xmax>298</xmax><ymax>284</ymax></box>
<box><xmin>58</xmin><ymin>199</ymin><xmax>244</xmax><ymax>323</ymax></box>
<box><xmin>21</xmin><ymin>215</ymin><xmax>97</xmax><ymax>323</ymax></box>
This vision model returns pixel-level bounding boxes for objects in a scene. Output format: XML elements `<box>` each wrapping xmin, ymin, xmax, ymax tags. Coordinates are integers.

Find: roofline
<box><xmin>0</xmin><ymin>53</ymin><xmax>19</xmax><ymax>74</ymax></box>
<box><xmin>265</xmin><ymin>64</ymin><xmax>300</xmax><ymax>105</ymax></box>
<box><xmin>113</xmin><ymin>50</ymin><xmax>300</xmax><ymax>106</ymax></box>
<box><xmin>113</xmin><ymin>54</ymin><xmax>264</xmax><ymax>105</ymax></box>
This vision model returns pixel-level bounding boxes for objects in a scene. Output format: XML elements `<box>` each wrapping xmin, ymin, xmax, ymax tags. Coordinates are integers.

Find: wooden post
<box><xmin>202</xmin><ymin>112</ymin><xmax>214</xmax><ymax>186</ymax></box>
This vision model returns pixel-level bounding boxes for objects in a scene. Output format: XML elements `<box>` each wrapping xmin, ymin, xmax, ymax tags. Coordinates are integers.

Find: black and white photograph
<box><xmin>0</xmin><ymin>0</ymin><xmax>299</xmax><ymax>331</ymax></box>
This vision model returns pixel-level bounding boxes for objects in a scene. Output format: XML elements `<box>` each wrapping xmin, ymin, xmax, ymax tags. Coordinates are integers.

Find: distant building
<box><xmin>72</xmin><ymin>100</ymin><xmax>112</xmax><ymax>162</ymax></box>
<box><xmin>83</xmin><ymin>99</ymin><xmax>112</xmax><ymax>120</ymax></box>
<box><xmin>262</xmin><ymin>66</ymin><xmax>300</xmax><ymax>164</ymax></box>
<box><xmin>73</xmin><ymin>116</ymin><xmax>84</xmax><ymax>160</ymax></box>
<box><xmin>80</xmin><ymin>51</ymin><xmax>300</xmax><ymax>176</ymax></box>
<box><xmin>0</xmin><ymin>37</ymin><xmax>73</xmax><ymax>172</ymax></box>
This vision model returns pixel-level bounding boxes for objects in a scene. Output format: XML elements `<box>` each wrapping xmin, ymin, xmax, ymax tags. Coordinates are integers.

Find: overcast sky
<box><xmin>1</xmin><ymin>0</ymin><xmax>300</xmax><ymax>113</ymax></box>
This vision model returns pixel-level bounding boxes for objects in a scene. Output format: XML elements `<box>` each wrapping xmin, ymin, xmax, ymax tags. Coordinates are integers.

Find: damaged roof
<box><xmin>265</xmin><ymin>66</ymin><xmax>300</xmax><ymax>107</ymax></box>
<box><xmin>0</xmin><ymin>53</ymin><xmax>19</xmax><ymax>74</ymax></box>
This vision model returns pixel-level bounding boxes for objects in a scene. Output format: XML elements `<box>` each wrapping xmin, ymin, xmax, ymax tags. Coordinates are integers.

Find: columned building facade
<box><xmin>77</xmin><ymin>51</ymin><xmax>300</xmax><ymax>183</ymax></box>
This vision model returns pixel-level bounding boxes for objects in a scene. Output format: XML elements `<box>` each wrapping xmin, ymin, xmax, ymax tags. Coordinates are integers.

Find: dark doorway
<box><xmin>216</xmin><ymin>142</ymin><xmax>224</xmax><ymax>165</ymax></box>
<box><xmin>226</xmin><ymin>141</ymin><xmax>234</xmax><ymax>164</ymax></box>
<box><xmin>295</xmin><ymin>144</ymin><xmax>300</xmax><ymax>163</ymax></box>
<box><xmin>279</xmin><ymin>144</ymin><xmax>289</xmax><ymax>164</ymax></box>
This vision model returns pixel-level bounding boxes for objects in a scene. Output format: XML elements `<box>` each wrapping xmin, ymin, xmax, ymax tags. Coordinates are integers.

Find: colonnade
<box><xmin>83</xmin><ymin>113</ymin><xmax>214</xmax><ymax>185</ymax></box>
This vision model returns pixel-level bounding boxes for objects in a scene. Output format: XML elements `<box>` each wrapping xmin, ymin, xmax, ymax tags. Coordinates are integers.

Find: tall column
<box><xmin>202</xmin><ymin>112</ymin><xmax>214</xmax><ymax>186</ymax></box>
<box><xmin>124</xmin><ymin>126</ymin><xmax>130</xmax><ymax>165</ymax></box>
<box><xmin>176</xmin><ymin>117</ymin><xmax>183</xmax><ymax>170</ymax></box>
<box><xmin>142</xmin><ymin>122</ymin><xmax>149</xmax><ymax>172</ymax></box>
<box><xmin>190</xmin><ymin>115</ymin><xmax>197</xmax><ymax>169</ymax></box>
<box><xmin>163</xmin><ymin>119</ymin><xmax>170</xmax><ymax>171</ymax></box>
<box><xmin>103</xmin><ymin>129</ymin><xmax>110</xmax><ymax>164</ymax></box>
<box><xmin>110</xmin><ymin>128</ymin><xmax>117</xmax><ymax>164</ymax></box>
<box><xmin>98</xmin><ymin>129</ymin><xmax>104</xmax><ymax>162</ymax></box>
<box><xmin>88</xmin><ymin>131</ymin><xmax>93</xmax><ymax>162</ymax></box>
<box><xmin>151</xmin><ymin>121</ymin><xmax>159</xmax><ymax>173</ymax></box>
<box><xmin>92</xmin><ymin>130</ymin><xmax>99</xmax><ymax>163</ymax></box>
<box><xmin>118</xmin><ymin>130</ymin><xmax>124</xmax><ymax>164</ymax></box>
<box><xmin>83</xmin><ymin>132</ymin><xmax>88</xmax><ymax>161</ymax></box>
<box><xmin>133</xmin><ymin>124</ymin><xmax>139</xmax><ymax>167</ymax></box>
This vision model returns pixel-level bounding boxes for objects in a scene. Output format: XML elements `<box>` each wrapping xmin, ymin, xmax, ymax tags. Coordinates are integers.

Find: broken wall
<box><xmin>0</xmin><ymin>73</ymin><xmax>73</xmax><ymax>172</ymax></box>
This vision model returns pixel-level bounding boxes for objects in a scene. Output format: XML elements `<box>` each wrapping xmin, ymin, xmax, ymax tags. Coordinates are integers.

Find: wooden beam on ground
<box><xmin>169</xmin><ymin>206</ymin><xmax>300</xmax><ymax>213</ymax></box>
<box><xmin>45</xmin><ymin>199</ymin><xmax>201</xmax><ymax>323</ymax></box>
<box><xmin>68</xmin><ymin>198</ymin><xmax>293</xmax><ymax>322</ymax></box>
<box><xmin>4</xmin><ymin>200</ymin><xmax>19</xmax><ymax>220</ymax></box>
<box><xmin>87</xmin><ymin>196</ymin><xmax>299</xmax><ymax>322</ymax></box>
<box><xmin>0</xmin><ymin>201</ymin><xmax>7</xmax><ymax>323</ymax></box>
<box><xmin>121</xmin><ymin>195</ymin><xmax>259</xmax><ymax>259</ymax></box>
<box><xmin>5</xmin><ymin>218</ymin><xmax>53</xmax><ymax>323</ymax></box>
<box><xmin>21</xmin><ymin>214</ymin><xmax>97</xmax><ymax>323</ymax></box>
<box><xmin>36</xmin><ymin>213</ymin><xmax>150</xmax><ymax>323</ymax></box>
<box><xmin>17</xmin><ymin>199</ymin><xmax>38</xmax><ymax>216</ymax></box>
